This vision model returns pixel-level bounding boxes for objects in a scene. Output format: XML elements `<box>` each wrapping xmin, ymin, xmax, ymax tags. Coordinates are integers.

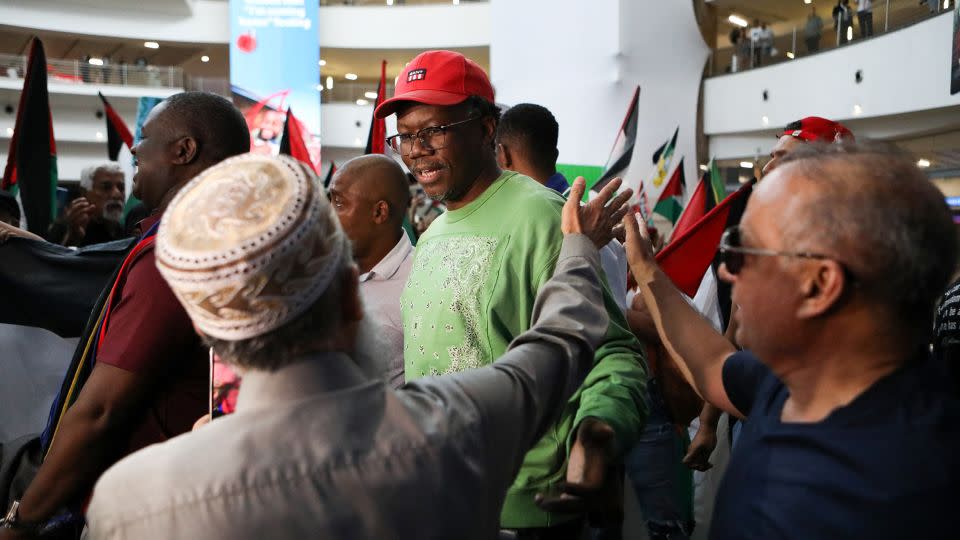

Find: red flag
<box><xmin>2</xmin><ymin>38</ymin><xmax>57</xmax><ymax>235</ymax></box>
<box><xmin>656</xmin><ymin>181</ymin><xmax>753</xmax><ymax>297</ymax></box>
<box><xmin>279</xmin><ymin>107</ymin><xmax>315</xmax><ymax>172</ymax></box>
<box><xmin>98</xmin><ymin>92</ymin><xmax>133</xmax><ymax>160</ymax></box>
<box><xmin>672</xmin><ymin>174</ymin><xmax>707</xmax><ymax>240</ymax></box>
<box><xmin>365</xmin><ymin>60</ymin><xmax>387</xmax><ymax>155</ymax></box>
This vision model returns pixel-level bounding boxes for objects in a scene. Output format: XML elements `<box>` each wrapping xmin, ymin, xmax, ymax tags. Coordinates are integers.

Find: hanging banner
<box><xmin>229</xmin><ymin>0</ymin><xmax>321</xmax><ymax>167</ymax></box>
<box><xmin>952</xmin><ymin>3</ymin><xmax>960</xmax><ymax>94</ymax></box>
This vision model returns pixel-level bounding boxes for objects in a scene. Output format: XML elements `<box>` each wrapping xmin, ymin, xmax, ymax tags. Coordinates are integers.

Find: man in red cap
<box><xmin>375</xmin><ymin>50</ymin><xmax>648</xmax><ymax>538</ymax></box>
<box><xmin>762</xmin><ymin>116</ymin><xmax>854</xmax><ymax>177</ymax></box>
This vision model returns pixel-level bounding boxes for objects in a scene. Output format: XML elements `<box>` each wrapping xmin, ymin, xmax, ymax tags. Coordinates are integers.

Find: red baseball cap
<box><xmin>782</xmin><ymin>116</ymin><xmax>854</xmax><ymax>143</ymax></box>
<box><xmin>374</xmin><ymin>50</ymin><xmax>495</xmax><ymax>119</ymax></box>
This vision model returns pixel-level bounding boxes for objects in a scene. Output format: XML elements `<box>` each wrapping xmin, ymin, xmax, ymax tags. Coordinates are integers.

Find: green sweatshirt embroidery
<box><xmin>402</xmin><ymin>171</ymin><xmax>648</xmax><ymax>528</ymax></box>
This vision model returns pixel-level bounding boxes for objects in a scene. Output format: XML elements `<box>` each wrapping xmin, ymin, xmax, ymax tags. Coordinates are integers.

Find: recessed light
<box><xmin>319</xmin><ymin>59</ymin><xmax>326</xmax><ymax>66</ymax></box>
<box><xmin>918</xmin><ymin>159</ymin><xmax>931</xmax><ymax>168</ymax></box>
<box><xmin>356</xmin><ymin>99</ymin><xmax>369</xmax><ymax>106</ymax></box>
<box><xmin>761</xmin><ymin>116</ymin><xmax>769</xmax><ymax>126</ymax></box>
<box><xmin>326</xmin><ymin>76</ymin><xmax>333</xmax><ymax>90</ymax></box>
<box><xmin>386</xmin><ymin>0</ymin><xmax>394</xmax><ymax>5</ymax></box>
<box><xmin>200</xmin><ymin>55</ymin><xmax>210</xmax><ymax>63</ymax></box>
<box><xmin>846</xmin><ymin>26</ymin><xmax>853</xmax><ymax>41</ymax></box>
<box><xmin>740</xmin><ymin>161</ymin><xmax>754</xmax><ymax>169</ymax></box>
<box><xmin>699</xmin><ymin>164</ymin><xmax>708</xmax><ymax>172</ymax></box>
<box><xmin>453</xmin><ymin>0</ymin><xmax>460</xmax><ymax>4</ymax></box>
<box><xmin>144</xmin><ymin>41</ymin><xmax>159</xmax><ymax>49</ymax></box>
<box><xmin>853</xmin><ymin>104</ymin><xmax>863</xmax><ymax>116</ymax></box>
<box><xmin>364</xmin><ymin>91</ymin><xmax>378</xmax><ymax>99</ymax></box>
<box><xmin>345</xmin><ymin>73</ymin><xmax>358</xmax><ymax>80</ymax></box>
<box><xmin>786</xmin><ymin>52</ymin><xmax>795</xmax><ymax>59</ymax></box>
<box><xmin>88</xmin><ymin>57</ymin><xmax>104</xmax><ymax>66</ymax></box>
<box><xmin>316</xmin><ymin>84</ymin><xmax>323</xmax><ymax>91</ymax></box>
<box><xmin>5</xmin><ymin>127</ymin><xmax>12</xmax><ymax>136</ymax></box>
<box><xmin>95</xmin><ymin>131</ymin><xmax>104</xmax><ymax>140</ymax></box>
<box><xmin>728</xmin><ymin>15</ymin><xmax>748</xmax><ymax>28</ymax></box>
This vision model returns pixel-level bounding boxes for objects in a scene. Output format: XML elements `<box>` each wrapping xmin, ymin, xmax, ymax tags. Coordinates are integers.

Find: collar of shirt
<box><xmin>544</xmin><ymin>172</ymin><xmax>569</xmax><ymax>194</ymax></box>
<box><xmin>359</xmin><ymin>232</ymin><xmax>413</xmax><ymax>283</ymax></box>
<box><xmin>137</xmin><ymin>213</ymin><xmax>162</xmax><ymax>236</ymax></box>
<box><xmin>235</xmin><ymin>352</ymin><xmax>375</xmax><ymax>413</ymax></box>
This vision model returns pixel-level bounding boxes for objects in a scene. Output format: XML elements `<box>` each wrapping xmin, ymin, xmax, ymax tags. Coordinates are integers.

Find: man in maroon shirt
<box><xmin>0</xmin><ymin>92</ymin><xmax>250</xmax><ymax>538</ymax></box>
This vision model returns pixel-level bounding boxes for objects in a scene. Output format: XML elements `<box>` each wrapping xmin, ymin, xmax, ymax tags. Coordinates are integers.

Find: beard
<box><xmin>102</xmin><ymin>201</ymin><xmax>124</xmax><ymax>223</ymax></box>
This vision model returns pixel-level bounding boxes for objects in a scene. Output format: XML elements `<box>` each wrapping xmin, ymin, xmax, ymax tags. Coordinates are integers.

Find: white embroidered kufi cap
<box><xmin>156</xmin><ymin>153</ymin><xmax>348</xmax><ymax>340</ymax></box>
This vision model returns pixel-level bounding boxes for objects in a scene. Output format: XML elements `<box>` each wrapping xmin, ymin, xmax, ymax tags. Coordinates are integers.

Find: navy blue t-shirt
<box><xmin>711</xmin><ymin>350</ymin><xmax>960</xmax><ymax>540</ymax></box>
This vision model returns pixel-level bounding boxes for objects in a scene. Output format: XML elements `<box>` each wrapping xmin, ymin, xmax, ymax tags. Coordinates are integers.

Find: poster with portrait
<box><xmin>229</xmin><ymin>0</ymin><xmax>321</xmax><ymax>167</ymax></box>
<box><xmin>951</xmin><ymin>3</ymin><xmax>960</xmax><ymax>94</ymax></box>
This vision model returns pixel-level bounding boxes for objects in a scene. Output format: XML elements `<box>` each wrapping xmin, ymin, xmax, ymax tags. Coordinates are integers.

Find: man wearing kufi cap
<box><xmin>85</xmin><ymin>154</ymin><xmax>629</xmax><ymax>540</ymax></box>
<box><xmin>375</xmin><ymin>50</ymin><xmax>648</xmax><ymax>535</ymax></box>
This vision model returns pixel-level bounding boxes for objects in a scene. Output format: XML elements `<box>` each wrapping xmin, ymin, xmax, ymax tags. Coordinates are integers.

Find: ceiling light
<box><xmin>88</xmin><ymin>57</ymin><xmax>104</xmax><ymax>66</ymax></box>
<box><xmin>364</xmin><ymin>91</ymin><xmax>378</xmax><ymax>99</ymax></box>
<box><xmin>326</xmin><ymin>76</ymin><xmax>333</xmax><ymax>90</ymax></box>
<box><xmin>144</xmin><ymin>41</ymin><xmax>159</xmax><ymax>49</ymax></box>
<box><xmin>95</xmin><ymin>131</ymin><xmax>104</xmax><ymax>140</ymax></box>
<box><xmin>804</xmin><ymin>0</ymin><xmax>812</xmax><ymax>4</ymax></box>
<box><xmin>386</xmin><ymin>0</ymin><xmax>394</xmax><ymax>4</ymax></box>
<box><xmin>699</xmin><ymin>164</ymin><xmax>708</xmax><ymax>172</ymax></box>
<box><xmin>786</xmin><ymin>52</ymin><xmax>795</xmax><ymax>59</ymax></box>
<box><xmin>738</xmin><ymin>176</ymin><xmax>750</xmax><ymax>184</ymax></box>
<box><xmin>853</xmin><ymin>104</ymin><xmax>863</xmax><ymax>116</ymax></box>
<box><xmin>847</xmin><ymin>26</ymin><xmax>853</xmax><ymax>41</ymax></box>
<box><xmin>316</xmin><ymin>84</ymin><xmax>323</xmax><ymax>91</ymax></box>
<box><xmin>345</xmin><ymin>73</ymin><xmax>358</xmax><ymax>80</ymax></box>
<box><xmin>945</xmin><ymin>0</ymin><xmax>951</xmax><ymax>9</ymax></box>
<box><xmin>918</xmin><ymin>159</ymin><xmax>931</xmax><ymax>168</ymax></box>
<box><xmin>453</xmin><ymin>0</ymin><xmax>460</xmax><ymax>4</ymax></box>
<box><xmin>740</xmin><ymin>161</ymin><xmax>754</xmax><ymax>169</ymax></box>
<box><xmin>200</xmin><ymin>55</ymin><xmax>210</xmax><ymax>63</ymax></box>
<box><xmin>761</xmin><ymin>116</ymin><xmax>769</xmax><ymax>126</ymax></box>
<box><xmin>5</xmin><ymin>127</ymin><xmax>12</xmax><ymax>136</ymax></box>
<box><xmin>319</xmin><ymin>59</ymin><xmax>326</xmax><ymax>66</ymax></box>
<box><xmin>354</xmin><ymin>137</ymin><xmax>362</xmax><ymax>146</ymax></box>
<box><xmin>728</xmin><ymin>15</ymin><xmax>749</xmax><ymax>28</ymax></box>
<box><xmin>356</xmin><ymin>99</ymin><xmax>369</xmax><ymax>106</ymax></box>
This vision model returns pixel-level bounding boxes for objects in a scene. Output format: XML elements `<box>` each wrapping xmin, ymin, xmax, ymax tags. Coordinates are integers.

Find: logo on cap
<box><xmin>407</xmin><ymin>69</ymin><xmax>427</xmax><ymax>82</ymax></box>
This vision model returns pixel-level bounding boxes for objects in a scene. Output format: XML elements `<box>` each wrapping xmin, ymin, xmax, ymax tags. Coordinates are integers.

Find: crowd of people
<box><xmin>0</xmin><ymin>48</ymin><xmax>958</xmax><ymax>540</ymax></box>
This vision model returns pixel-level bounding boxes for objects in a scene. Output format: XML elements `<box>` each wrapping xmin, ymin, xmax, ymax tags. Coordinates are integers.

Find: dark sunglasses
<box><xmin>718</xmin><ymin>226</ymin><xmax>841</xmax><ymax>276</ymax></box>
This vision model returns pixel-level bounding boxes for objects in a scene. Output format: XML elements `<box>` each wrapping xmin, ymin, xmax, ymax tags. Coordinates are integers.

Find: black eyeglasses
<box><xmin>718</xmin><ymin>226</ymin><xmax>841</xmax><ymax>276</ymax></box>
<box><xmin>385</xmin><ymin>116</ymin><xmax>479</xmax><ymax>155</ymax></box>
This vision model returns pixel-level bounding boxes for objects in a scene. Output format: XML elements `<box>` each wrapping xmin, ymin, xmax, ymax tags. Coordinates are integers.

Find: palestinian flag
<box><xmin>98</xmin><ymin>92</ymin><xmax>134</xmax><ymax>161</ymax></box>
<box><xmin>279</xmin><ymin>107</ymin><xmax>316</xmax><ymax>172</ymax></box>
<box><xmin>650</xmin><ymin>127</ymin><xmax>679</xmax><ymax>188</ymax></box>
<box><xmin>364</xmin><ymin>60</ymin><xmax>388</xmax><ymax>155</ymax></box>
<box><xmin>592</xmin><ymin>86</ymin><xmax>640</xmax><ymax>193</ymax></box>
<box><xmin>673</xmin><ymin>159</ymin><xmax>724</xmax><ymax>239</ymax></box>
<box><xmin>653</xmin><ymin>158</ymin><xmax>685</xmax><ymax>225</ymax></box>
<box><xmin>656</xmin><ymin>180</ymin><xmax>753</xmax><ymax>297</ymax></box>
<box><xmin>2</xmin><ymin>38</ymin><xmax>57</xmax><ymax>236</ymax></box>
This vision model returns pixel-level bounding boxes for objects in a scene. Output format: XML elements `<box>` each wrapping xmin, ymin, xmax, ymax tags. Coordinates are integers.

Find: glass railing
<box><xmin>183</xmin><ymin>78</ymin><xmax>395</xmax><ymax>105</ymax></box>
<box><xmin>708</xmin><ymin>0</ymin><xmax>952</xmax><ymax>77</ymax></box>
<box><xmin>0</xmin><ymin>53</ymin><xmax>184</xmax><ymax>88</ymax></box>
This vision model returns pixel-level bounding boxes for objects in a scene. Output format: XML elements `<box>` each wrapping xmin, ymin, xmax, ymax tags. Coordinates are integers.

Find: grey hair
<box><xmin>776</xmin><ymin>141</ymin><xmax>957</xmax><ymax>338</ymax></box>
<box><xmin>79</xmin><ymin>162</ymin><xmax>123</xmax><ymax>191</ymax></box>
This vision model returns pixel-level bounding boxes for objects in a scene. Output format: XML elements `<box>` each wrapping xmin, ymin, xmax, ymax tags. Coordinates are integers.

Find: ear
<box><xmin>480</xmin><ymin>116</ymin><xmax>498</xmax><ymax>149</ymax></box>
<box><xmin>795</xmin><ymin>260</ymin><xmax>849</xmax><ymax>319</ymax></box>
<box><xmin>340</xmin><ymin>265</ymin><xmax>363</xmax><ymax>324</ymax></box>
<box><xmin>497</xmin><ymin>142</ymin><xmax>514</xmax><ymax>169</ymax></box>
<box><xmin>372</xmin><ymin>200</ymin><xmax>390</xmax><ymax>225</ymax></box>
<box><xmin>171</xmin><ymin>136</ymin><xmax>199</xmax><ymax>166</ymax></box>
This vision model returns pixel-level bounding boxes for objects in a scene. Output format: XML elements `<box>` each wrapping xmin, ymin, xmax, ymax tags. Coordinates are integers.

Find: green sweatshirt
<box><xmin>401</xmin><ymin>171</ymin><xmax>648</xmax><ymax>528</ymax></box>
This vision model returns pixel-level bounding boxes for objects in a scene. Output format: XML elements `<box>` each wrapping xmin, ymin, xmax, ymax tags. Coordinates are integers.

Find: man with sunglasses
<box><xmin>374</xmin><ymin>50</ymin><xmax>648</xmax><ymax>538</ymax></box>
<box><xmin>620</xmin><ymin>142</ymin><xmax>960</xmax><ymax>539</ymax></box>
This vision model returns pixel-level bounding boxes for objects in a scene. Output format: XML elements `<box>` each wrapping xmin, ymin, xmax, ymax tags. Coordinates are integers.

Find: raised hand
<box><xmin>561</xmin><ymin>176</ymin><xmax>633</xmax><ymax>248</ymax></box>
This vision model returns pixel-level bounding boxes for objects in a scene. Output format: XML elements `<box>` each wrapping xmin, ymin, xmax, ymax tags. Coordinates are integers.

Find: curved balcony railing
<box><xmin>0</xmin><ymin>53</ymin><xmax>184</xmax><ymax>88</ymax></box>
<box><xmin>708</xmin><ymin>0</ymin><xmax>952</xmax><ymax>77</ymax></box>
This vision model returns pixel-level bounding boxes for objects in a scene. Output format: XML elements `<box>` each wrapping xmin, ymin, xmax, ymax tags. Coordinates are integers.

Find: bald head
<box><xmin>768</xmin><ymin>142</ymin><xmax>956</xmax><ymax>336</ymax></box>
<box><xmin>329</xmin><ymin>155</ymin><xmax>410</xmax><ymax>270</ymax></box>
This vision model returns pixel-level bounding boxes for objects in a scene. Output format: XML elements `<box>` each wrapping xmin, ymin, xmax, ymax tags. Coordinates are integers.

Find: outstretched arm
<box><xmin>621</xmin><ymin>214</ymin><xmax>744</xmax><ymax>418</ymax></box>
